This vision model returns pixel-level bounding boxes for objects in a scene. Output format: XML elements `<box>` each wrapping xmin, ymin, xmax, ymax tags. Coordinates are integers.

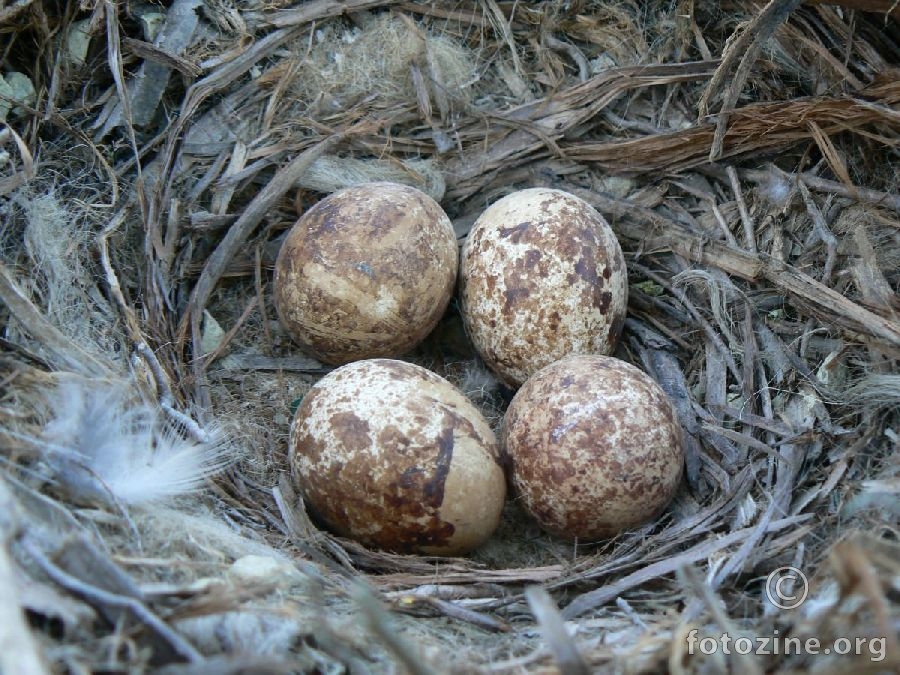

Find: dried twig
<box><xmin>252</xmin><ymin>0</ymin><xmax>403</xmax><ymax>27</ymax></box>
<box><xmin>829</xmin><ymin>539</ymin><xmax>900</xmax><ymax>659</ymax></box>
<box><xmin>700</xmin><ymin>0</ymin><xmax>804</xmax><ymax>160</ymax></box>
<box><xmin>677</xmin><ymin>566</ymin><xmax>762</xmax><ymax>675</ymax></box>
<box><xmin>543</xmin><ymin>34</ymin><xmax>590</xmax><ymax>83</ymax></box>
<box><xmin>727</xmin><ymin>166</ymin><xmax>757</xmax><ymax>254</ymax></box>
<box><xmin>0</xmin><ymin>260</ymin><xmax>110</xmax><ymax>376</ymax></box>
<box><xmin>178</xmin><ymin>134</ymin><xmax>343</xmax><ymax>408</ymax></box>
<box><xmin>352</xmin><ymin>582</ymin><xmax>438</xmax><ymax>675</ymax></box>
<box><xmin>562</xmin><ymin>515</ymin><xmax>810</xmax><ymax>618</ymax></box>
<box><xmin>444</xmin><ymin>60</ymin><xmax>719</xmax><ymax>198</ymax></box>
<box><xmin>0</xmin><ymin>124</ymin><xmax>34</xmax><ymax>197</ymax></box>
<box><xmin>742</xmin><ymin>168</ymin><xmax>900</xmax><ymax>211</ymax></box>
<box><xmin>526</xmin><ymin>586</ymin><xmax>590</xmax><ymax>675</ymax></box>
<box><xmin>576</xmin><ymin>190</ymin><xmax>900</xmax><ymax>352</ymax></box>
<box><xmin>22</xmin><ymin>537</ymin><xmax>203</xmax><ymax>664</ymax></box>
<box><xmin>0</xmin><ymin>479</ymin><xmax>49</xmax><ymax>675</ymax></box>
<box><xmin>797</xmin><ymin>179</ymin><xmax>838</xmax><ymax>284</ymax></box>
<box><xmin>395</xmin><ymin>593</ymin><xmax>511</xmax><ymax>633</ymax></box>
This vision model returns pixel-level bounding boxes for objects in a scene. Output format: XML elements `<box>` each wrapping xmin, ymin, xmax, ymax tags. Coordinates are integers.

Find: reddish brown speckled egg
<box><xmin>502</xmin><ymin>354</ymin><xmax>683</xmax><ymax>540</ymax></box>
<box><xmin>274</xmin><ymin>182</ymin><xmax>458</xmax><ymax>365</ymax></box>
<box><xmin>460</xmin><ymin>188</ymin><xmax>627</xmax><ymax>387</ymax></box>
<box><xmin>289</xmin><ymin>359</ymin><xmax>506</xmax><ymax>555</ymax></box>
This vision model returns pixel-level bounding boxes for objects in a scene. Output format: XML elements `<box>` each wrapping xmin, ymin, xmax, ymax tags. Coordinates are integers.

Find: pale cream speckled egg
<box><xmin>502</xmin><ymin>354</ymin><xmax>683</xmax><ymax>540</ymax></box>
<box><xmin>274</xmin><ymin>182</ymin><xmax>458</xmax><ymax>365</ymax></box>
<box><xmin>290</xmin><ymin>359</ymin><xmax>506</xmax><ymax>555</ymax></box>
<box><xmin>460</xmin><ymin>187</ymin><xmax>627</xmax><ymax>387</ymax></box>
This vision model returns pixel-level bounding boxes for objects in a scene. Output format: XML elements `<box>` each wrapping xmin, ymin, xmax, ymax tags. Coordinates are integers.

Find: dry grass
<box><xmin>1</xmin><ymin>1</ymin><xmax>898</xmax><ymax>673</ymax></box>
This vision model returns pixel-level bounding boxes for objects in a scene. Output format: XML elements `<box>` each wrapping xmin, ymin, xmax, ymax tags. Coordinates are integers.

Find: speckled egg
<box><xmin>460</xmin><ymin>187</ymin><xmax>627</xmax><ymax>387</ymax></box>
<box><xmin>274</xmin><ymin>182</ymin><xmax>458</xmax><ymax>365</ymax></box>
<box><xmin>289</xmin><ymin>359</ymin><xmax>506</xmax><ymax>555</ymax></box>
<box><xmin>502</xmin><ymin>354</ymin><xmax>683</xmax><ymax>540</ymax></box>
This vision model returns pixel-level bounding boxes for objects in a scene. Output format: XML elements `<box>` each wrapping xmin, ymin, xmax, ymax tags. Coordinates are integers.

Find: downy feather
<box><xmin>40</xmin><ymin>379</ymin><xmax>234</xmax><ymax>505</ymax></box>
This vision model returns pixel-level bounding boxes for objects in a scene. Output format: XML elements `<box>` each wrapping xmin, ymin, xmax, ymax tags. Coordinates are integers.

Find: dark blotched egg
<box><xmin>460</xmin><ymin>187</ymin><xmax>627</xmax><ymax>387</ymax></box>
<box><xmin>502</xmin><ymin>354</ymin><xmax>683</xmax><ymax>540</ymax></box>
<box><xmin>289</xmin><ymin>359</ymin><xmax>506</xmax><ymax>555</ymax></box>
<box><xmin>275</xmin><ymin>182</ymin><xmax>457</xmax><ymax>365</ymax></box>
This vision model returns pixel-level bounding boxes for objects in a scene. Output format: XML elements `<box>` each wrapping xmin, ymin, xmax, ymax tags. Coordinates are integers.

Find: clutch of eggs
<box><xmin>502</xmin><ymin>354</ymin><xmax>684</xmax><ymax>540</ymax></box>
<box><xmin>274</xmin><ymin>182</ymin><xmax>458</xmax><ymax>365</ymax></box>
<box><xmin>460</xmin><ymin>187</ymin><xmax>628</xmax><ymax>387</ymax></box>
<box><xmin>289</xmin><ymin>359</ymin><xmax>506</xmax><ymax>555</ymax></box>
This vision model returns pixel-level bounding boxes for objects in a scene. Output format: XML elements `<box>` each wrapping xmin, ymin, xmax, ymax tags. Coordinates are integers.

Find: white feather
<box><xmin>759</xmin><ymin>168</ymin><xmax>793</xmax><ymax>207</ymax></box>
<box><xmin>40</xmin><ymin>380</ymin><xmax>234</xmax><ymax>505</ymax></box>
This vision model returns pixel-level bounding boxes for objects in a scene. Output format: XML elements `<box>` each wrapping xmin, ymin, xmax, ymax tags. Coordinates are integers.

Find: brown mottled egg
<box><xmin>289</xmin><ymin>359</ymin><xmax>506</xmax><ymax>555</ymax></box>
<box><xmin>274</xmin><ymin>182</ymin><xmax>458</xmax><ymax>365</ymax></box>
<box><xmin>502</xmin><ymin>354</ymin><xmax>683</xmax><ymax>540</ymax></box>
<box><xmin>460</xmin><ymin>187</ymin><xmax>627</xmax><ymax>387</ymax></box>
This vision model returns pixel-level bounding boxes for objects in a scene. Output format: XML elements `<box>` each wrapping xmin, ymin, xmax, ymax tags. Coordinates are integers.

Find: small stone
<box><xmin>228</xmin><ymin>555</ymin><xmax>301</xmax><ymax>586</ymax></box>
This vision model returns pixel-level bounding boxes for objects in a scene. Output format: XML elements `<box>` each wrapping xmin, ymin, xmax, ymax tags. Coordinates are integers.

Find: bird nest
<box><xmin>1</xmin><ymin>1</ymin><xmax>898</xmax><ymax>673</ymax></box>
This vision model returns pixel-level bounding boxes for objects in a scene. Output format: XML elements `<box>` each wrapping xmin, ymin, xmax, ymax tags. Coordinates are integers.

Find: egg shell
<box><xmin>274</xmin><ymin>182</ymin><xmax>458</xmax><ymax>365</ymax></box>
<box><xmin>502</xmin><ymin>354</ymin><xmax>683</xmax><ymax>540</ymax></box>
<box><xmin>290</xmin><ymin>359</ymin><xmax>506</xmax><ymax>555</ymax></box>
<box><xmin>460</xmin><ymin>187</ymin><xmax>628</xmax><ymax>388</ymax></box>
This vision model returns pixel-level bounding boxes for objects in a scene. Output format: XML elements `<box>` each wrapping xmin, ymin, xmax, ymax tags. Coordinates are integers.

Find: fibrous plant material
<box><xmin>565</xmin><ymin>84</ymin><xmax>900</xmax><ymax>173</ymax></box>
<box><xmin>291</xmin><ymin>13</ymin><xmax>478</xmax><ymax>115</ymax></box>
<box><xmin>699</xmin><ymin>0</ymin><xmax>805</xmax><ymax>161</ymax></box>
<box><xmin>298</xmin><ymin>155</ymin><xmax>446</xmax><ymax>200</ymax></box>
